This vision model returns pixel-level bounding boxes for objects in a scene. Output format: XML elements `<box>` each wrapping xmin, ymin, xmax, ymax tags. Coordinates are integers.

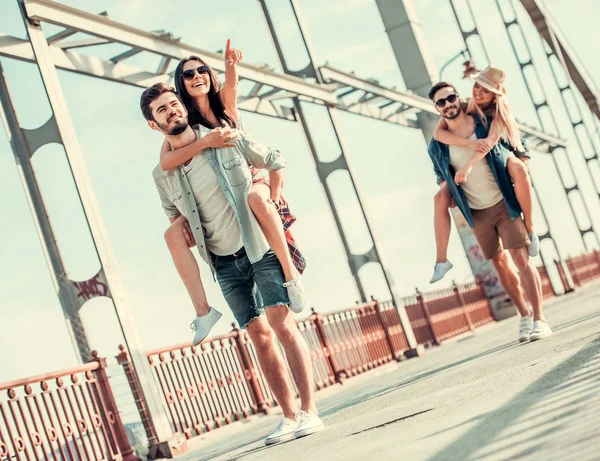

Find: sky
<box><xmin>0</xmin><ymin>0</ymin><xmax>599</xmax><ymax>382</ymax></box>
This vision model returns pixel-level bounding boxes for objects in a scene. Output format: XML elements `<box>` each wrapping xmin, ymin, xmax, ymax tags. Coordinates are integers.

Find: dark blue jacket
<box><xmin>428</xmin><ymin>115</ymin><xmax>522</xmax><ymax>228</ymax></box>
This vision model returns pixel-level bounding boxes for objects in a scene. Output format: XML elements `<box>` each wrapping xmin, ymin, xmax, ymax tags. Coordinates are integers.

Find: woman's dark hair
<box><xmin>174</xmin><ymin>56</ymin><xmax>237</xmax><ymax>129</ymax></box>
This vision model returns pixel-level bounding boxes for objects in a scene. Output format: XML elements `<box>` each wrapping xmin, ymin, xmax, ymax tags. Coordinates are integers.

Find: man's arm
<box><xmin>239</xmin><ymin>132</ymin><xmax>286</xmax><ymax>172</ymax></box>
<box><xmin>268</xmin><ymin>169</ymin><xmax>284</xmax><ymax>203</ymax></box>
<box><xmin>155</xmin><ymin>178</ymin><xmax>181</xmax><ymax>219</ymax></box>
<box><xmin>428</xmin><ymin>141</ymin><xmax>445</xmax><ymax>186</ymax></box>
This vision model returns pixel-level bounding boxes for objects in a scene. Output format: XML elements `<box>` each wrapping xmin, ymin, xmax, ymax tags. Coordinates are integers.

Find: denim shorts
<box><xmin>213</xmin><ymin>249</ymin><xmax>290</xmax><ymax>328</ymax></box>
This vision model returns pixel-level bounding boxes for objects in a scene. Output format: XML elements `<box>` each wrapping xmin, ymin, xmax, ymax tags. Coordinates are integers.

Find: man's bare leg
<box><xmin>508</xmin><ymin>247</ymin><xmax>545</xmax><ymax>321</ymax></box>
<box><xmin>246</xmin><ymin>317</ymin><xmax>297</xmax><ymax>419</ymax></box>
<box><xmin>265</xmin><ymin>305</ymin><xmax>317</xmax><ymax>415</ymax></box>
<box><xmin>164</xmin><ymin>216</ymin><xmax>210</xmax><ymax>317</ymax></box>
<box><xmin>491</xmin><ymin>250</ymin><xmax>531</xmax><ymax>317</ymax></box>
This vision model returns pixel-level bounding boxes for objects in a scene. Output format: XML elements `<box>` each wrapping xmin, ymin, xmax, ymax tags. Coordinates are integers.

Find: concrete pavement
<box><xmin>180</xmin><ymin>282</ymin><xmax>600</xmax><ymax>461</ymax></box>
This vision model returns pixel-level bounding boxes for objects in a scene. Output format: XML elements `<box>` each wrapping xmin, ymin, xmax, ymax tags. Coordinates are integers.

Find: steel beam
<box><xmin>259</xmin><ymin>0</ymin><xmax>421</xmax><ymax>356</ymax></box>
<box><xmin>15</xmin><ymin>0</ymin><xmax>175</xmax><ymax>444</ymax></box>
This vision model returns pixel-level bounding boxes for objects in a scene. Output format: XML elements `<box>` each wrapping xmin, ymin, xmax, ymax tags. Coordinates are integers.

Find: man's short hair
<box><xmin>140</xmin><ymin>83</ymin><xmax>182</xmax><ymax>121</ymax></box>
<box><xmin>428</xmin><ymin>82</ymin><xmax>457</xmax><ymax>101</ymax></box>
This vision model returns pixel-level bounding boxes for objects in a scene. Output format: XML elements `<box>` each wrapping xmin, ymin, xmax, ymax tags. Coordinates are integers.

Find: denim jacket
<box><xmin>153</xmin><ymin>125</ymin><xmax>285</xmax><ymax>276</ymax></box>
<box><xmin>428</xmin><ymin>115</ymin><xmax>521</xmax><ymax>228</ymax></box>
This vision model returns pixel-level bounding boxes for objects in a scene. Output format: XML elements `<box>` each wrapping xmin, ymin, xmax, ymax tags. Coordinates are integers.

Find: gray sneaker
<box><xmin>430</xmin><ymin>260</ymin><xmax>453</xmax><ymax>284</ymax></box>
<box><xmin>190</xmin><ymin>307</ymin><xmax>222</xmax><ymax>346</ymax></box>
<box><xmin>264</xmin><ymin>417</ymin><xmax>299</xmax><ymax>446</ymax></box>
<box><xmin>527</xmin><ymin>232</ymin><xmax>540</xmax><ymax>257</ymax></box>
<box><xmin>519</xmin><ymin>315</ymin><xmax>533</xmax><ymax>343</ymax></box>
<box><xmin>284</xmin><ymin>276</ymin><xmax>307</xmax><ymax>314</ymax></box>
<box><xmin>530</xmin><ymin>320</ymin><xmax>552</xmax><ymax>341</ymax></box>
<box><xmin>294</xmin><ymin>410</ymin><xmax>324</xmax><ymax>438</ymax></box>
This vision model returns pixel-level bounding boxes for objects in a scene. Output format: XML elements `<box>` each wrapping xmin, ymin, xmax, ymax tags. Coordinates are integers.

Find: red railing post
<box><xmin>116</xmin><ymin>345</ymin><xmax>157</xmax><ymax>443</ymax></box>
<box><xmin>231</xmin><ymin>324</ymin><xmax>270</xmax><ymax>415</ymax></box>
<box><xmin>594</xmin><ymin>250</ymin><xmax>600</xmax><ymax>277</ymax></box>
<box><xmin>417</xmin><ymin>289</ymin><xmax>439</xmax><ymax>346</ymax></box>
<box><xmin>116</xmin><ymin>346</ymin><xmax>187</xmax><ymax>459</ymax></box>
<box><xmin>567</xmin><ymin>255</ymin><xmax>582</xmax><ymax>287</ymax></box>
<box><xmin>372</xmin><ymin>297</ymin><xmax>400</xmax><ymax>361</ymax></box>
<box><xmin>475</xmin><ymin>277</ymin><xmax>494</xmax><ymax>320</ymax></box>
<box><xmin>554</xmin><ymin>260</ymin><xmax>574</xmax><ymax>294</ymax></box>
<box><xmin>91</xmin><ymin>351</ymin><xmax>140</xmax><ymax>461</ymax></box>
<box><xmin>310</xmin><ymin>309</ymin><xmax>347</xmax><ymax>384</ymax></box>
<box><xmin>453</xmin><ymin>281</ymin><xmax>475</xmax><ymax>332</ymax></box>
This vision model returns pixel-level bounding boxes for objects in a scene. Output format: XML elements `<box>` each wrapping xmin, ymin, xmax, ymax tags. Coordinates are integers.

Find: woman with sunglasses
<box><xmin>429</xmin><ymin>66</ymin><xmax>538</xmax><ymax>284</ymax></box>
<box><xmin>159</xmin><ymin>40</ymin><xmax>306</xmax><ymax>311</ymax></box>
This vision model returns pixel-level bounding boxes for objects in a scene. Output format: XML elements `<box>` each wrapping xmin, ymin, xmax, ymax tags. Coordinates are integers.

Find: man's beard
<box><xmin>441</xmin><ymin>104</ymin><xmax>462</xmax><ymax>120</ymax></box>
<box><xmin>158</xmin><ymin>117</ymin><xmax>188</xmax><ymax>135</ymax></box>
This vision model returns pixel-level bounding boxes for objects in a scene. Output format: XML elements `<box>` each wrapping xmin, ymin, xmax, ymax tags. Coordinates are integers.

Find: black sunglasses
<box><xmin>434</xmin><ymin>93</ymin><xmax>459</xmax><ymax>108</ymax></box>
<box><xmin>182</xmin><ymin>65</ymin><xmax>210</xmax><ymax>81</ymax></box>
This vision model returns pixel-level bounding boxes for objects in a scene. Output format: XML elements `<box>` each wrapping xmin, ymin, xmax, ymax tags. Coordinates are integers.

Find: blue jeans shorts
<box><xmin>213</xmin><ymin>248</ymin><xmax>290</xmax><ymax>328</ymax></box>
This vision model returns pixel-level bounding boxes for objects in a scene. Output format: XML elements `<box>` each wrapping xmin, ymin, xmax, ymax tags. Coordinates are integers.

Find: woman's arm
<box><xmin>159</xmin><ymin>129</ymin><xmax>239</xmax><ymax>171</ymax></box>
<box><xmin>160</xmin><ymin>137</ymin><xmax>208</xmax><ymax>171</ymax></box>
<box><xmin>454</xmin><ymin>120</ymin><xmax>501</xmax><ymax>184</ymax></box>
<box><xmin>433</xmin><ymin>117</ymin><xmax>477</xmax><ymax>148</ymax></box>
<box><xmin>220</xmin><ymin>39</ymin><xmax>243</xmax><ymax>121</ymax></box>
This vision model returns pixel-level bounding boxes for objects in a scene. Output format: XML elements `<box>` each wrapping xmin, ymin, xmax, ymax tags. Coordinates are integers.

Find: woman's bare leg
<box><xmin>248</xmin><ymin>183</ymin><xmax>296</xmax><ymax>282</ymax></box>
<box><xmin>507</xmin><ymin>157</ymin><xmax>535</xmax><ymax>233</ymax></box>
<box><xmin>434</xmin><ymin>182</ymin><xmax>453</xmax><ymax>263</ymax></box>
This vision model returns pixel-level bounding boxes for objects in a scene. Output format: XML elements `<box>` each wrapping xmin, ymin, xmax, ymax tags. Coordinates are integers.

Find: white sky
<box><xmin>0</xmin><ymin>0</ymin><xmax>599</xmax><ymax>382</ymax></box>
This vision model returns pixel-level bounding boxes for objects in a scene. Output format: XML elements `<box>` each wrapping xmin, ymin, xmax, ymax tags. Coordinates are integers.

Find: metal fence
<box><xmin>0</xmin><ymin>352</ymin><xmax>138</xmax><ymax>461</ymax></box>
<box><xmin>566</xmin><ymin>251</ymin><xmax>600</xmax><ymax>287</ymax></box>
<box><xmin>6</xmin><ymin>253</ymin><xmax>599</xmax><ymax>456</ymax></box>
<box><xmin>117</xmin><ymin>282</ymin><xmax>493</xmax><ymax>443</ymax></box>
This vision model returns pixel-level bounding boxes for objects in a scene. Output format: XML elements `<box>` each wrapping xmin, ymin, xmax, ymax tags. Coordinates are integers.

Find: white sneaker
<box><xmin>530</xmin><ymin>320</ymin><xmax>553</xmax><ymax>341</ymax></box>
<box><xmin>430</xmin><ymin>260</ymin><xmax>453</xmax><ymax>283</ymax></box>
<box><xmin>264</xmin><ymin>417</ymin><xmax>299</xmax><ymax>446</ymax></box>
<box><xmin>294</xmin><ymin>410</ymin><xmax>324</xmax><ymax>439</ymax></box>
<box><xmin>284</xmin><ymin>275</ymin><xmax>307</xmax><ymax>314</ymax></box>
<box><xmin>518</xmin><ymin>315</ymin><xmax>533</xmax><ymax>343</ymax></box>
<box><xmin>527</xmin><ymin>232</ymin><xmax>540</xmax><ymax>257</ymax></box>
<box><xmin>190</xmin><ymin>308</ymin><xmax>222</xmax><ymax>346</ymax></box>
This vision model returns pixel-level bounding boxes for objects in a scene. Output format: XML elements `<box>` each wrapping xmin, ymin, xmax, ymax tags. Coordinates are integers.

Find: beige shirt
<box><xmin>449</xmin><ymin>134</ymin><xmax>503</xmax><ymax>210</ymax></box>
<box><xmin>182</xmin><ymin>150</ymin><xmax>243</xmax><ymax>256</ymax></box>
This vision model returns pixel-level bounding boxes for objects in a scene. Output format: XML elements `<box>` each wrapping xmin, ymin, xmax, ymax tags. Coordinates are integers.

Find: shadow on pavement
<box><xmin>426</xmin><ymin>337</ymin><xmax>600</xmax><ymax>461</ymax></box>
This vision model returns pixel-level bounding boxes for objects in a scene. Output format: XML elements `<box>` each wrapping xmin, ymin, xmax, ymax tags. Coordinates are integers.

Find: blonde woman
<box><xmin>429</xmin><ymin>66</ymin><xmax>538</xmax><ymax>283</ymax></box>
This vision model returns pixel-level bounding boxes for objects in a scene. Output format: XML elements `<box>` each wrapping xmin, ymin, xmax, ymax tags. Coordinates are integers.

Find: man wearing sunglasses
<box><xmin>427</xmin><ymin>81</ymin><xmax>551</xmax><ymax>342</ymax></box>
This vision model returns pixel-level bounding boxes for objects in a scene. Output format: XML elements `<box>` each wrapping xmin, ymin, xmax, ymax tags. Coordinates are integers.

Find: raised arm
<box><xmin>159</xmin><ymin>129</ymin><xmax>239</xmax><ymax>171</ymax></box>
<box><xmin>220</xmin><ymin>39</ymin><xmax>243</xmax><ymax>121</ymax></box>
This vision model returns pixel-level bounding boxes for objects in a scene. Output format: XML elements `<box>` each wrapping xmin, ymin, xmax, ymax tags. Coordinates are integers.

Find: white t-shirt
<box><xmin>449</xmin><ymin>134</ymin><xmax>503</xmax><ymax>210</ymax></box>
<box><xmin>183</xmin><ymin>153</ymin><xmax>243</xmax><ymax>256</ymax></box>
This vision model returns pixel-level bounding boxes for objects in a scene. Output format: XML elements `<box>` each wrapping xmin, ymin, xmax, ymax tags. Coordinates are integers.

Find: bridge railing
<box><xmin>116</xmin><ymin>281</ymin><xmax>493</xmax><ymax>442</ymax></box>
<box><xmin>0</xmin><ymin>352</ymin><xmax>138</xmax><ymax>461</ymax></box>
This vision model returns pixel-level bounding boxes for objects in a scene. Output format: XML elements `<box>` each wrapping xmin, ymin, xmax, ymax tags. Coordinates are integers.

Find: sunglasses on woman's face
<box><xmin>182</xmin><ymin>65</ymin><xmax>210</xmax><ymax>81</ymax></box>
<box><xmin>434</xmin><ymin>93</ymin><xmax>459</xmax><ymax>108</ymax></box>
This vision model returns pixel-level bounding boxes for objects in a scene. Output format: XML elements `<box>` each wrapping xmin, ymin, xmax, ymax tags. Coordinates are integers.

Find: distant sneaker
<box><xmin>264</xmin><ymin>417</ymin><xmax>299</xmax><ymax>446</ymax></box>
<box><xmin>530</xmin><ymin>320</ymin><xmax>553</xmax><ymax>341</ymax></box>
<box><xmin>527</xmin><ymin>232</ymin><xmax>540</xmax><ymax>257</ymax></box>
<box><xmin>294</xmin><ymin>410</ymin><xmax>324</xmax><ymax>439</ymax></box>
<box><xmin>430</xmin><ymin>260</ymin><xmax>453</xmax><ymax>284</ymax></box>
<box><xmin>190</xmin><ymin>307</ymin><xmax>222</xmax><ymax>346</ymax></box>
<box><xmin>518</xmin><ymin>315</ymin><xmax>533</xmax><ymax>343</ymax></box>
<box><xmin>284</xmin><ymin>273</ymin><xmax>307</xmax><ymax>314</ymax></box>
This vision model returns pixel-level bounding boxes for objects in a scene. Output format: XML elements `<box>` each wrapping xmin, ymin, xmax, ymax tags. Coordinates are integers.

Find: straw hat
<box><xmin>471</xmin><ymin>66</ymin><xmax>506</xmax><ymax>95</ymax></box>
